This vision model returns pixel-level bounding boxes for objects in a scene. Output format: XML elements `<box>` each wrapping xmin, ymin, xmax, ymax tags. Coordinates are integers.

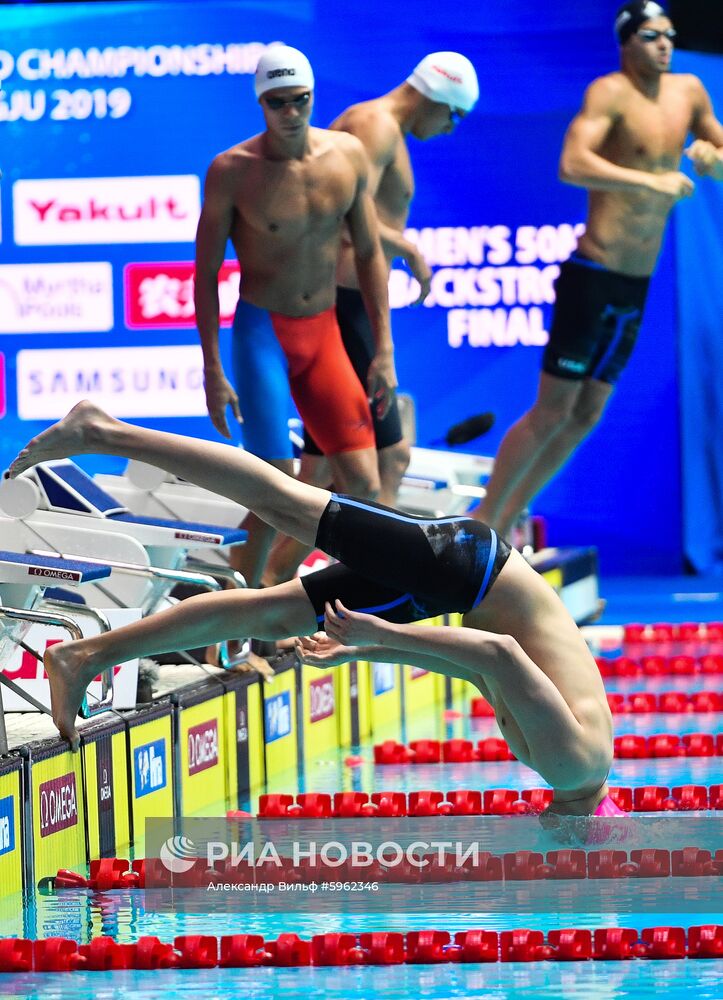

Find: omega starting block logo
<box><xmin>187</xmin><ymin>719</ymin><xmax>219</xmax><ymax>776</ymax></box>
<box><xmin>309</xmin><ymin>674</ymin><xmax>335</xmax><ymax>723</ymax></box>
<box><xmin>264</xmin><ymin>691</ymin><xmax>291</xmax><ymax>743</ymax></box>
<box><xmin>134</xmin><ymin>738</ymin><xmax>167</xmax><ymax>798</ymax></box>
<box><xmin>0</xmin><ymin>795</ymin><xmax>16</xmax><ymax>856</ymax></box>
<box><xmin>39</xmin><ymin>772</ymin><xmax>78</xmax><ymax>837</ymax></box>
<box><xmin>28</xmin><ymin>565</ymin><xmax>81</xmax><ymax>582</ymax></box>
<box><xmin>173</xmin><ymin>530</ymin><xmax>222</xmax><ymax>545</ymax></box>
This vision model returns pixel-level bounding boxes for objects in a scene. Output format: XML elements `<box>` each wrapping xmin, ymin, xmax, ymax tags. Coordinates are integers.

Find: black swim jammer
<box><xmin>300</xmin><ymin>494</ymin><xmax>512</xmax><ymax>626</ymax></box>
<box><xmin>542</xmin><ymin>253</ymin><xmax>650</xmax><ymax>385</ymax></box>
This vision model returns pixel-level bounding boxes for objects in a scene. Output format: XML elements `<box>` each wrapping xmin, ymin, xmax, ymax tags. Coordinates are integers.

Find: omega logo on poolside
<box><xmin>187</xmin><ymin>719</ymin><xmax>219</xmax><ymax>776</ymax></box>
<box><xmin>39</xmin><ymin>773</ymin><xmax>78</xmax><ymax>837</ymax></box>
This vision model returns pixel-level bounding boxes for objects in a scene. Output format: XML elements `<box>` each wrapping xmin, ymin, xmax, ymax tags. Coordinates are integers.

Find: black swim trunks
<box><xmin>303</xmin><ymin>287</ymin><xmax>405</xmax><ymax>456</ymax></box>
<box><xmin>300</xmin><ymin>494</ymin><xmax>512</xmax><ymax>626</ymax></box>
<box><xmin>542</xmin><ymin>253</ymin><xmax>650</xmax><ymax>385</ymax></box>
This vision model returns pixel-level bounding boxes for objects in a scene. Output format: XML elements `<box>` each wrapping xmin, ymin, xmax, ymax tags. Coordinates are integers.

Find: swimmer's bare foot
<box><xmin>236</xmin><ymin>650</ymin><xmax>275</xmax><ymax>680</ymax></box>
<box><xmin>205</xmin><ymin>642</ymin><xmax>275</xmax><ymax>680</ymax></box>
<box><xmin>44</xmin><ymin>640</ymin><xmax>97</xmax><ymax>752</ymax></box>
<box><xmin>9</xmin><ymin>400</ymin><xmax>118</xmax><ymax>478</ymax></box>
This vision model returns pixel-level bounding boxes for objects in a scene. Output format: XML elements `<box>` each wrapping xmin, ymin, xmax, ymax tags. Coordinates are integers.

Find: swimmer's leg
<box><xmin>47</xmin><ymin>578</ymin><xmax>317</xmax><ymax>750</ymax></box>
<box><xmin>377</xmin><ymin>438</ymin><xmax>411</xmax><ymax>507</ymax></box>
<box><xmin>262</xmin><ymin>451</ymin><xmax>333</xmax><ymax>585</ymax></box>
<box><xmin>232</xmin><ymin>458</ymin><xmax>295</xmax><ymax>588</ymax></box>
<box><xmin>228</xmin><ymin>301</ymin><xmax>298</xmax><ymax>586</ymax></box>
<box><xmin>490</xmin><ymin>376</ymin><xmax>614</xmax><ymax>536</ymax></box>
<box><xmin>10</xmin><ymin>401</ymin><xmax>330</xmax><ymax>546</ymax></box>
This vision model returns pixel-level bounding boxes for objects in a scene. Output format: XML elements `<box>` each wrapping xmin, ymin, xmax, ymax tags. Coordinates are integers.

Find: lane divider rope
<box><xmin>249</xmin><ymin>785</ymin><xmax>723</xmax><ymax>817</ymax></box>
<box><xmin>43</xmin><ymin>845</ymin><xmax>723</xmax><ymax>893</ymax></box>
<box><xmin>2</xmin><ymin>924</ymin><xmax>722</xmax><ymax>970</ymax></box>
<box><xmin>371</xmin><ymin>734</ymin><xmax>723</xmax><ymax>764</ymax></box>
<box><xmin>471</xmin><ymin>691</ymin><xmax>723</xmax><ymax>717</ymax></box>
<box><xmin>596</xmin><ymin>654</ymin><xmax>723</xmax><ymax>678</ymax></box>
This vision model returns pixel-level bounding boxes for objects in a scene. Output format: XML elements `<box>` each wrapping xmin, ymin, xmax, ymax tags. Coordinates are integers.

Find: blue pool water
<box><xmin>2</xmin><ymin>959</ymin><xmax>723</xmax><ymax>1000</ymax></box>
<box><xmin>1</xmin><ymin>577</ymin><xmax>722</xmax><ymax>998</ymax></box>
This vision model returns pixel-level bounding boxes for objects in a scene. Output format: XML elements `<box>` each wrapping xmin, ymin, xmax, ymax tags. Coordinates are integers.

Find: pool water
<box><xmin>1</xmin><ymin>576</ymin><xmax>722</xmax><ymax>998</ymax></box>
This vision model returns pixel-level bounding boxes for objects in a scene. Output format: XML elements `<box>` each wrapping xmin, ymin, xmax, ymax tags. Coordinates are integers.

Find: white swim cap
<box><xmin>407</xmin><ymin>52</ymin><xmax>479</xmax><ymax>112</ymax></box>
<box><xmin>255</xmin><ymin>45</ymin><xmax>315</xmax><ymax>99</ymax></box>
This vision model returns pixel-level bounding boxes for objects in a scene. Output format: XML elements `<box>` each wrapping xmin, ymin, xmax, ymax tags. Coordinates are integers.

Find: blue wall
<box><xmin>0</xmin><ymin>0</ymin><xmax>713</xmax><ymax>573</ymax></box>
<box><xmin>674</xmin><ymin>53</ymin><xmax>723</xmax><ymax>575</ymax></box>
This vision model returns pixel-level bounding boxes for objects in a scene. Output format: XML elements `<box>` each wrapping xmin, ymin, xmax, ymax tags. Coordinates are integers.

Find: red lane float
<box><xmin>4</xmin><ymin>926</ymin><xmax>722</xmax><ymax>971</ymax></box>
<box><xmin>373</xmin><ymin>735</ymin><xmax>723</xmax><ymax>764</ymax></box>
<box><xmin>44</xmin><ymin>846</ymin><xmax>723</xmax><ymax>895</ymax></box>
<box><xmin>474</xmin><ymin>689</ymin><xmax>723</xmax><ymax>717</ymax></box>
<box><xmin>596</xmin><ymin>653</ymin><xmax>723</xmax><ymax>677</ymax></box>
<box><xmin>251</xmin><ymin>784</ymin><xmax>723</xmax><ymax>819</ymax></box>
<box><xmin>622</xmin><ymin>621</ymin><xmax>723</xmax><ymax>644</ymax></box>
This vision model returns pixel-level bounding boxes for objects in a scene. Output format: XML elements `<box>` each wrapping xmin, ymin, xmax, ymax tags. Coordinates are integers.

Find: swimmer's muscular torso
<box><xmin>201</xmin><ymin>127</ymin><xmax>366</xmax><ymax>317</ymax></box>
<box><xmin>565</xmin><ymin>72</ymin><xmax>714</xmax><ymax>276</ymax></box>
<box><xmin>463</xmin><ymin>551</ymin><xmax>612</xmax><ymax>778</ymax></box>
<box><xmin>332</xmin><ymin>101</ymin><xmax>415</xmax><ymax>288</ymax></box>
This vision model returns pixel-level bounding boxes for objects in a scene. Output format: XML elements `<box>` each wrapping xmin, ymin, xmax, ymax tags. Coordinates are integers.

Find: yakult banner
<box><xmin>0</xmin><ymin>1</ymin><xmax>684</xmax><ymax>572</ymax></box>
<box><xmin>13</xmin><ymin>175</ymin><xmax>201</xmax><ymax>245</ymax></box>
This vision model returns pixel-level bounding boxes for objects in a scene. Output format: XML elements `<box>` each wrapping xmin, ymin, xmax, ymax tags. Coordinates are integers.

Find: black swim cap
<box><xmin>614</xmin><ymin>2</ymin><xmax>669</xmax><ymax>45</ymax></box>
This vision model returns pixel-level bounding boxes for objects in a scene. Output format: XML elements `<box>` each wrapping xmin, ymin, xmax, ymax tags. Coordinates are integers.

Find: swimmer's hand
<box><xmin>295</xmin><ymin>632</ymin><xmax>358</xmax><ymax>668</ymax></box>
<box><xmin>324</xmin><ymin>599</ymin><xmax>387</xmax><ymax>647</ymax></box>
<box><xmin>367</xmin><ymin>350</ymin><xmax>398</xmax><ymax>421</ymax></box>
<box><xmin>406</xmin><ymin>248</ymin><xmax>432</xmax><ymax>305</ymax></box>
<box><xmin>685</xmin><ymin>140</ymin><xmax>723</xmax><ymax>180</ymax></box>
<box><xmin>203</xmin><ymin>365</ymin><xmax>242</xmax><ymax>439</ymax></box>
<box><xmin>647</xmin><ymin>170</ymin><xmax>695</xmax><ymax>200</ymax></box>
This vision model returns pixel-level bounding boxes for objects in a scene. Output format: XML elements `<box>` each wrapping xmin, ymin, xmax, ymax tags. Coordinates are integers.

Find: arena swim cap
<box><xmin>614</xmin><ymin>2</ymin><xmax>669</xmax><ymax>44</ymax></box>
<box><xmin>255</xmin><ymin>45</ymin><xmax>314</xmax><ymax>99</ymax></box>
<box><xmin>407</xmin><ymin>52</ymin><xmax>479</xmax><ymax>113</ymax></box>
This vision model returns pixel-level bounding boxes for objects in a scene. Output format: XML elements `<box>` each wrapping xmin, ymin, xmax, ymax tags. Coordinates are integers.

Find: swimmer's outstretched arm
<box><xmin>322</xmin><ymin>600</ymin><xmax>525</xmax><ymax>682</ymax></box>
<box><xmin>322</xmin><ymin>601</ymin><xmax>597</xmax><ymax>791</ymax></box>
<box><xmin>296</xmin><ymin>632</ymin><xmax>481</xmax><ymax>686</ymax></box>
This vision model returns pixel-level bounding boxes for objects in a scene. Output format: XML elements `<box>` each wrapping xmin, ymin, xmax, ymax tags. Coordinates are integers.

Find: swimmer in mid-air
<box><xmin>10</xmin><ymin>401</ymin><xmax>622</xmax><ymax>818</ymax></box>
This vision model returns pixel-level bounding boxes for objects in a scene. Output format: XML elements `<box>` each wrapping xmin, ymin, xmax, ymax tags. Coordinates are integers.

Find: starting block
<box><xmin>0</xmin><ymin>549</ymin><xmax>115</xmax><ymax>749</ymax></box>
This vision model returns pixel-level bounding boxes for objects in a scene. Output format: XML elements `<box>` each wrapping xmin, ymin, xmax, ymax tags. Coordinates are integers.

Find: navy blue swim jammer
<box><xmin>542</xmin><ymin>253</ymin><xmax>650</xmax><ymax>385</ymax></box>
<box><xmin>300</xmin><ymin>494</ymin><xmax>512</xmax><ymax>626</ymax></box>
